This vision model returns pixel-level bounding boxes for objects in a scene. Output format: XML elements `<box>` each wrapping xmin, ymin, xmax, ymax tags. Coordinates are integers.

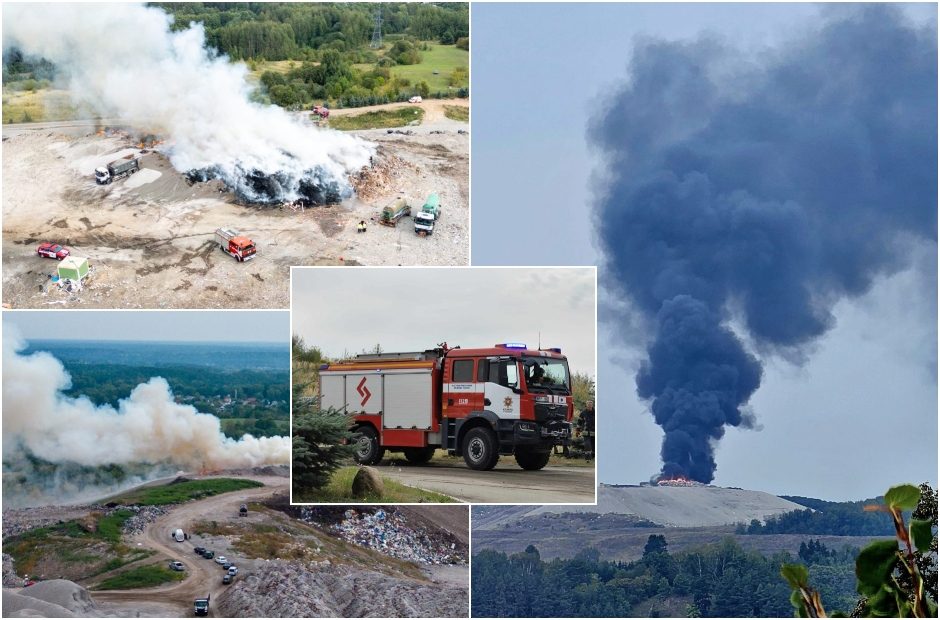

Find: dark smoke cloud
<box><xmin>591</xmin><ymin>6</ymin><xmax>937</xmax><ymax>482</ymax></box>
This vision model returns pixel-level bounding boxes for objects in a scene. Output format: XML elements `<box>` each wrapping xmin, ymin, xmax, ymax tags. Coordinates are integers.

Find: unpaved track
<box><xmin>92</xmin><ymin>476</ymin><xmax>287</xmax><ymax>617</ymax></box>
<box><xmin>372</xmin><ymin>461</ymin><xmax>596</xmax><ymax>504</ymax></box>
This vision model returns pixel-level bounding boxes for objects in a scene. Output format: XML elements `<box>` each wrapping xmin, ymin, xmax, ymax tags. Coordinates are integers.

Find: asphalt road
<box><xmin>373</xmin><ymin>461</ymin><xmax>596</xmax><ymax>504</ymax></box>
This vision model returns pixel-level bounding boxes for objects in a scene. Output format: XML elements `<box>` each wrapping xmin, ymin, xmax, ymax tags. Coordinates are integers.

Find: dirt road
<box><xmin>92</xmin><ymin>476</ymin><xmax>287</xmax><ymax>617</ymax></box>
<box><xmin>372</xmin><ymin>461</ymin><xmax>596</xmax><ymax>504</ymax></box>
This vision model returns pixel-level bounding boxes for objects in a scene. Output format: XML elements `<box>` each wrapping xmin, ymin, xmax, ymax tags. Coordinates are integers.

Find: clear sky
<box><xmin>472</xmin><ymin>3</ymin><xmax>937</xmax><ymax>500</ymax></box>
<box><xmin>292</xmin><ymin>267</ymin><xmax>596</xmax><ymax>376</ymax></box>
<box><xmin>3</xmin><ymin>311</ymin><xmax>289</xmax><ymax>344</ymax></box>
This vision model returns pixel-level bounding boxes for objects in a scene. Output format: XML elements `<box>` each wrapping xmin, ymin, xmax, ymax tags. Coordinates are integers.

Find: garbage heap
<box><xmin>327</xmin><ymin>508</ymin><xmax>461</xmax><ymax>565</ymax></box>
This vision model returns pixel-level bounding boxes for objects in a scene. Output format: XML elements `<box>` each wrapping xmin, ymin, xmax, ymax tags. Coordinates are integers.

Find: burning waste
<box><xmin>591</xmin><ymin>6</ymin><xmax>937</xmax><ymax>483</ymax></box>
<box><xmin>2</xmin><ymin>331</ymin><xmax>289</xmax><ymax>506</ymax></box>
<box><xmin>2</xmin><ymin>3</ymin><xmax>374</xmax><ymax>204</ymax></box>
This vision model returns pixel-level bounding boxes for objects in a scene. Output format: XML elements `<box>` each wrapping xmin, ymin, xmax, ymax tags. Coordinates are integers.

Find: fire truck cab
<box><xmin>319</xmin><ymin>343</ymin><xmax>573</xmax><ymax>471</ymax></box>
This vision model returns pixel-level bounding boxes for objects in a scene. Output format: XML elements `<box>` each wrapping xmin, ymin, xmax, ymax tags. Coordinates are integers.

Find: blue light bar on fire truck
<box><xmin>496</xmin><ymin>342</ymin><xmax>527</xmax><ymax>349</ymax></box>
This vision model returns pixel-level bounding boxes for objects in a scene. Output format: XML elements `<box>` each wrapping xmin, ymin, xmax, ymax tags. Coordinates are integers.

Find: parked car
<box><xmin>227</xmin><ymin>566</ymin><xmax>238</xmax><ymax>576</ymax></box>
<box><xmin>222</xmin><ymin>574</ymin><xmax>233</xmax><ymax>585</ymax></box>
<box><xmin>409</xmin><ymin>96</ymin><xmax>423</xmax><ymax>103</ymax></box>
<box><xmin>222</xmin><ymin>562</ymin><xmax>232</xmax><ymax>570</ymax></box>
<box><xmin>168</xmin><ymin>561</ymin><xmax>185</xmax><ymax>571</ymax></box>
<box><xmin>201</xmin><ymin>550</ymin><xmax>215</xmax><ymax>559</ymax></box>
<box><xmin>214</xmin><ymin>556</ymin><xmax>227</xmax><ymax>565</ymax></box>
<box><xmin>193</xmin><ymin>547</ymin><xmax>205</xmax><ymax>555</ymax></box>
<box><xmin>36</xmin><ymin>243</ymin><xmax>70</xmax><ymax>260</ymax></box>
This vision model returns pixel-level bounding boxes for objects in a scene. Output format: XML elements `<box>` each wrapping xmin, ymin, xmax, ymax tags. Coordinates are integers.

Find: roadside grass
<box><xmin>390</xmin><ymin>44</ymin><xmax>469</xmax><ymax>92</ymax></box>
<box><xmin>329</xmin><ymin>106</ymin><xmax>424</xmax><ymax>131</ymax></box>
<box><xmin>548</xmin><ymin>452</ymin><xmax>596</xmax><ymax>468</ymax></box>
<box><xmin>93</xmin><ymin>564</ymin><xmax>185</xmax><ymax>590</ymax></box>
<box><xmin>443</xmin><ymin>105</ymin><xmax>469</xmax><ymax>122</ymax></box>
<box><xmin>293</xmin><ymin>465</ymin><xmax>456</xmax><ymax>503</ymax></box>
<box><xmin>110</xmin><ymin>478</ymin><xmax>264</xmax><ymax>506</ymax></box>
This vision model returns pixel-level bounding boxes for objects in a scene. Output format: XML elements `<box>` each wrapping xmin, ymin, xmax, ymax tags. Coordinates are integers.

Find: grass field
<box><xmin>3</xmin><ymin>511</ymin><xmax>152</xmax><ymax>578</ymax></box>
<box><xmin>110</xmin><ymin>478</ymin><xmax>265</xmax><ymax>506</ymax></box>
<box><xmin>1</xmin><ymin>88</ymin><xmax>86</xmax><ymax>123</ymax></box>
<box><xmin>293</xmin><ymin>466</ymin><xmax>456</xmax><ymax>503</ymax></box>
<box><xmin>329</xmin><ymin>106</ymin><xmax>425</xmax><ymax>131</ymax></box>
<box><xmin>253</xmin><ymin>43</ymin><xmax>468</xmax><ymax>94</ymax></box>
<box><xmin>390</xmin><ymin>44</ymin><xmax>469</xmax><ymax>92</ymax></box>
<box><xmin>443</xmin><ymin>105</ymin><xmax>470</xmax><ymax>122</ymax></box>
<box><xmin>94</xmin><ymin>564</ymin><xmax>185</xmax><ymax>590</ymax></box>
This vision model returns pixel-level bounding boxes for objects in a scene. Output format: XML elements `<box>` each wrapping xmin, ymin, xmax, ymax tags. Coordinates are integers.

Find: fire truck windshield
<box><xmin>522</xmin><ymin>357</ymin><xmax>570</xmax><ymax>393</ymax></box>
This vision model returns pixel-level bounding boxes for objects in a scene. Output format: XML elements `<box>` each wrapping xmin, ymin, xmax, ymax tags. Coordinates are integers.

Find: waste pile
<box><xmin>120</xmin><ymin>505</ymin><xmax>169</xmax><ymax>535</ymax></box>
<box><xmin>296</xmin><ymin>507</ymin><xmax>464</xmax><ymax>565</ymax></box>
<box><xmin>331</xmin><ymin>508</ymin><xmax>461</xmax><ymax>565</ymax></box>
<box><xmin>350</xmin><ymin>151</ymin><xmax>418</xmax><ymax>202</ymax></box>
<box><xmin>3</xmin><ymin>553</ymin><xmax>20</xmax><ymax>587</ymax></box>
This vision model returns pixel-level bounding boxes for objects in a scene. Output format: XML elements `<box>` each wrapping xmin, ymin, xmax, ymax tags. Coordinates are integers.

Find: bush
<box><xmin>456</xmin><ymin>37</ymin><xmax>469</xmax><ymax>51</ymax></box>
<box><xmin>292</xmin><ymin>386</ymin><xmax>355</xmax><ymax>492</ymax></box>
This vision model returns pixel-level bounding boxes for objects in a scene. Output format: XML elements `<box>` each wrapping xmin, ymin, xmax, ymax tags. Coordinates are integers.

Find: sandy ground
<box><xmin>1</xmin><ymin>100</ymin><xmax>469</xmax><ymax>309</ymax></box>
<box><xmin>370</xmin><ymin>460</ymin><xmax>596</xmax><ymax>504</ymax></box>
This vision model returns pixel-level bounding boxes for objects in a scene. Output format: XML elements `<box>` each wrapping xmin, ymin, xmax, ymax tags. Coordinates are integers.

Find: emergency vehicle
<box><xmin>319</xmin><ymin>343</ymin><xmax>573</xmax><ymax>471</ymax></box>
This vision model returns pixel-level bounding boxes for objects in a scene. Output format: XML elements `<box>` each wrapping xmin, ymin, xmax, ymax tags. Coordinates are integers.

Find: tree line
<box><xmin>156</xmin><ymin>2</ymin><xmax>469</xmax><ymax>61</ymax></box>
<box><xmin>471</xmin><ymin>536</ymin><xmax>860</xmax><ymax>618</ymax></box>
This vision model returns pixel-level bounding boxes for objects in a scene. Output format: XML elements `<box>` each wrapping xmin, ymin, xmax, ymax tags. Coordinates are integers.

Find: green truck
<box><xmin>380</xmin><ymin>197</ymin><xmax>411</xmax><ymax>227</ymax></box>
<box><xmin>414</xmin><ymin>193</ymin><xmax>442</xmax><ymax>236</ymax></box>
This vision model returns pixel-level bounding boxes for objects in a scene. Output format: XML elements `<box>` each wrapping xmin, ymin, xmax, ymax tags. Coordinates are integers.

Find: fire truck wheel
<box><xmin>353</xmin><ymin>426</ymin><xmax>385</xmax><ymax>465</ymax></box>
<box><xmin>462</xmin><ymin>427</ymin><xmax>499</xmax><ymax>471</ymax></box>
<box><xmin>514</xmin><ymin>449</ymin><xmax>551</xmax><ymax>471</ymax></box>
<box><xmin>403</xmin><ymin>447</ymin><xmax>436</xmax><ymax>465</ymax></box>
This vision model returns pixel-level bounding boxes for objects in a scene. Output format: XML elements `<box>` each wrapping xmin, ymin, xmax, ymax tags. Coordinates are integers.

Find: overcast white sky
<box><xmin>292</xmin><ymin>267</ymin><xmax>596</xmax><ymax>376</ymax></box>
<box><xmin>4</xmin><ymin>311</ymin><xmax>288</xmax><ymax>344</ymax></box>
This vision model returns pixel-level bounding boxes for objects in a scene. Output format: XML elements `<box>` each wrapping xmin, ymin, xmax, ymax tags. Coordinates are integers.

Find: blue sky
<box><xmin>4</xmin><ymin>311</ymin><xmax>289</xmax><ymax>343</ymax></box>
<box><xmin>471</xmin><ymin>3</ymin><xmax>937</xmax><ymax>500</ymax></box>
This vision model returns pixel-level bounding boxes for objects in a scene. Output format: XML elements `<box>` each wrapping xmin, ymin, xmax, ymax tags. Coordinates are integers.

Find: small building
<box><xmin>57</xmin><ymin>256</ymin><xmax>89</xmax><ymax>282</ymax></box>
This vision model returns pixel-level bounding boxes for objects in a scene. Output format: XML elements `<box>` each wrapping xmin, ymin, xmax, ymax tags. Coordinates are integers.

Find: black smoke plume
<box><xmin>591</xmin><ymin>5</ymin><xmax>937</xmax><ymax>482</ymax></box>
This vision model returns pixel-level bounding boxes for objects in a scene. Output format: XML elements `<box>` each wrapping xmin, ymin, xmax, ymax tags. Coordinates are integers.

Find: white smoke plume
<box><xmin>2</xmin><ymin>332</ymin><xmax>290</xmax><ymax>475</ymax></box>
<box><xmin>2</xmin><ymin>2</ymin><xmax>374</xmax><ymax>203</ymax></box>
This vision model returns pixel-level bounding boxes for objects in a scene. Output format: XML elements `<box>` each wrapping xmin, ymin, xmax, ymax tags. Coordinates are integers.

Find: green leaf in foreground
<box><xmin>781</xmin><ymin>563</ymin><xmax>810</xmax><ymax>588</ymax></box>
<box><xmin>909</xmin><ymin>518</ymin><xmax>935</xmax><ymax>552</ymax></box>
<box><xmin>884</xmin><ymin>484</ymin><xmax>921</xmax><ymax>511</ymax></box>
<box><xmin>855</xmin><ymin>539</ymin><xmax>900</xmax><ymax>596</ymax></box>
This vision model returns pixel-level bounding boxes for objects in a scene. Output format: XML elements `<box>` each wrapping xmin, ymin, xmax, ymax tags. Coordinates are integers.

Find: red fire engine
<box><xmin>318</xmin><ymin>343</ymin><xmax>573</xmax><ymax>471</ymax></box>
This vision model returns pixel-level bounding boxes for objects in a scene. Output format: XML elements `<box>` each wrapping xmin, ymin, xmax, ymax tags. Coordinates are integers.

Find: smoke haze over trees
<box><xmin>591</xmin><ymin>5</ymin><xmax>937</xmax><ymax>483</ymax></box>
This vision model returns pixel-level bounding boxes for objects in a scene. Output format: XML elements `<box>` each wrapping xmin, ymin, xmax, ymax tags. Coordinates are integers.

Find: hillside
<box><xmin>477</xmin><ymin>483</ymin><xmax>807</xmax><ymax>529</ymax></box>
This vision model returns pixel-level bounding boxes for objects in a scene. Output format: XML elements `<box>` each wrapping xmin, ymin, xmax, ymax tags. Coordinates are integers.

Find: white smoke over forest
<box><xmin>2</xmin><ymin>331</ymin><xmax>290</xmax><ymax>506</ymax></box>
<box><xmin>2</xmin><ymin>2</ymin><xmax>374</xmax><ymax>203</ymax></box>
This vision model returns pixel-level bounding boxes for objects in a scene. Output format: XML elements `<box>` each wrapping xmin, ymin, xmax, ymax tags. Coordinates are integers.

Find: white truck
<box><xmin>172</xmin><ymin>528</ymin><xmax>186</xmax><ymax>542</ymax></box>
<box><xmin>95</xmin><ymin>155</ymin><xmax>140</xmax><ymax>184</ymax></box>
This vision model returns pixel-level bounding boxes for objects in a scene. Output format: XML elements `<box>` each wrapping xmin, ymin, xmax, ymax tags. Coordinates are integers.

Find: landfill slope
<box><xmin>217</xmin><ymin>561</ymin><xmax>468</xmax><ymax>618</ymax></box>
<box><xmin>476</xmin><ymin>484</ymin><xmax>806</xmax><ymax>529</ymax></box>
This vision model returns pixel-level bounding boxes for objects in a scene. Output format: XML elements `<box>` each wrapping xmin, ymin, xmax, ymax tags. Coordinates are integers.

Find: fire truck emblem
<box><xmin>357</xmin><ymin>377</ymin><xmax>372</xmax><ymax>406</ymax></box>
<box><xmin>503</xmin><ymin>396</ymin><xmax>513</xmax><ymax>408</ymax></box>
